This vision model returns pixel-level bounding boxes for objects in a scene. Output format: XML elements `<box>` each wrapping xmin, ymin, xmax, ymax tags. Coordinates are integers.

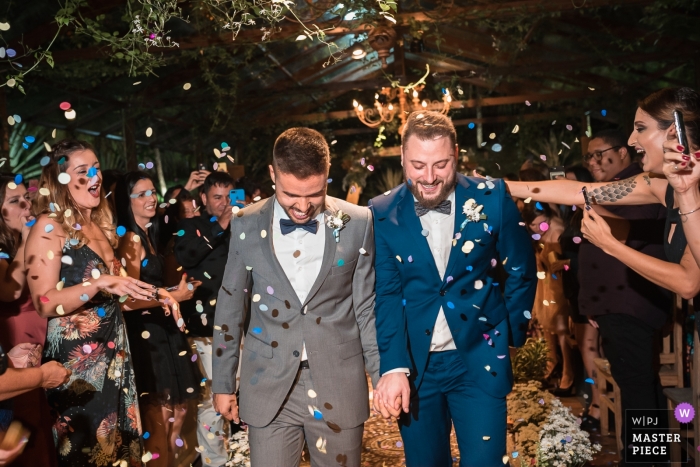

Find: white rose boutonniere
<box><xmin>460</xmin><ymin>198</ymin><xmax>485</xmax><ymax>230</ymax></box>
<box><xmin>325</xmin><ymin>209</ymin><xmax>351</xmax><ymax>243</ymax></box>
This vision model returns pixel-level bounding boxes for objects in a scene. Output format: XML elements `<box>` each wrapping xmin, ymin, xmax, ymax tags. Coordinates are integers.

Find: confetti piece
<box><xmin>260</xmin><ymin>230</ymin><xmax>267</xmax><ymax>238</ymax></box>
<box><xmin>462</xmin><ymin>240</ymin><xmax>475</xmax><ymax>254</ymax></box>
<box><xmin>573</xmin><ymin>236</ymin><xmax>582</xmax><ymax>244</ymax></box>
<box><xmin>61</xmin><ymin>255</ymin><xmax>73</xmax><ymax>266</ymax></box>
<box><xmin>408</xmin><ymin>255</ymin><xmax>413</xmax><ymax>263</ymax></box>
<box><xmin>524</xmin><ymin>310</ymin><xmax>532</xmax><ymax>319</ymax></box>
<box><xmin>146</xmin><ymin>127</ymin><xmax>153</xmax><ymax>137</ymax></box>
<box><xmin>585</xmin><ymin>378</ymin><xmax>594</xmax><ymax>384</ymax></box>
<box><xmin>47</xmin><ymin>250</ymin><xmax>54</xmax><ymax>260</ymax></box>
<box><xmin>142</xmin><ymin>331</ymin><xmax>151</xmax><ymax>339</ymax></box>
<box><xmin>474</xmin><ymin>280</ymin><xmax>483</xmax><ymax>290</ymax></box>
<box><xmin>57</xmin><ymin>173</ymin><xmax>71</xmax><ymax>184</ymax></box>
<box><xmin>483</xmin><ymin>436</ymin><xmax>491</xmax><ymax>441</ymax></box>
<box><xmin>308</xmin><ymin>389</ymin><xmax>317</xmax><ymax>398</ymax></box>
<box><xmin>485</xmin><ymin>365</ymin><xmax>491</xmax><ymax>371</ymax></box>
<box><xmin>56</xmin><ymin>305</ymin><xmax>65</xmax><ymax>315</ymax></box>
<box><xmin>133</xmin><ymin>235</ymin><xmax>141</xmax><ymax>243</ymax></box>
<box><xmin>39</xmin><ymin>187</ymin><xmax>50</xmax><ymax>196</ymax></box>
<box><xmin>240</xmin><ymin>232</ymin><xmax>245</xmax><ymax>240</ymax></box>
<box><xmin>183</xmin><ymin>83</ymin><xmax>191</xmax><ymax>90</ymax></box>
<box><xmin>421</xmin><ymin>229</ymin><xmax>429</xmax><ymax>237</ymax></box>
<box><xmin>396</xmin><ymin>255</ymin><xmax>402</xmax><ymax>263</ymax></box>
<box><xmin>359</xmin><ymin>248</ymin><xmax>367</xmax><ymax>255</ymax></box>
<box><xmin>40</xmin><ymin>296</ymin><xmax>50</xmax><ymax>303</ymax></box>
<box><xmin>512</xmin><ymin>125</ymin><xmax>520</xmax><ymax>134</ymax></box>
<box><xmin>253</xmin><ymin>294</ymin><xmax>261</xmax><ymax>302</ymax></box>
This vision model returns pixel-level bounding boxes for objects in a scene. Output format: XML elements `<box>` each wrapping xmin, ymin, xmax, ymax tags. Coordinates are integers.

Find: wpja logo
<box><xmin>625</xmin><ymin>407</ymin><xmax>694</xmax><ymax>463</ymax></box>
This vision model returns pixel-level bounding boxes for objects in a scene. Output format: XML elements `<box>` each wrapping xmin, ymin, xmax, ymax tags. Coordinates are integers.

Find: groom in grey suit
<box><xmin>212</xmin><ymin>127</ymin><xmax>380</xmax><ymax>467</ymax></box>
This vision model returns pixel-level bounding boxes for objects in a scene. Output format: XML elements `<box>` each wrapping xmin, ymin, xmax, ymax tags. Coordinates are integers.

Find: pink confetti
<box><xmin>152</xmin><ymin>453</ymin><xmax>160</xmax><ymax>460</ymax></box>
<box><xmin>107</xmin><ymin>342</ymin><xmax>115</xmax><ymax>349</ymax></box>
<box><xmin>191</xmin><ymin>354</ymin><xmax>198</xmax><ymax>362</ymax></box>
<box><xmin>525</xmin><ymin>100</ymin><xmax>531</xmax><ymax>106</ymax></box>
<box><xmin>539</xmin><ymin>222</ymin><xmax>549</xmax><ymax>232</ymax></box>
<box><xmin>540</xmin><ymin>155</ymin><xmax>547</xmax><ymax>161</ymax></box>
<box><xmin>573</xmin><ymin>236</ymin><xmax>582</xmax><ymax>244</ymax></box>
<box><xmin>267</xmin><ymin>286</ymin><xmax>274</xmax><ymax>294</ymax></box>
<box><xmin>483</xmin><ymin>334</ymin><xmax>489</xmax><ymax>340</ymax></box>
<box><xmin>564</xmin><ymin>265</ymin><xmax>570</xmax><ymax>271</ymax></box>
<box><xmin>82</xmin><ymin>344</ymin><xmax>92</xmax><ymax>354</ymax></box>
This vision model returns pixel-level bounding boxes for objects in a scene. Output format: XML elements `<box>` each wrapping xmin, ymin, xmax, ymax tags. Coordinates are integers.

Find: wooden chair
<box><xmin>664</xmin><ymin>299</ymin><xmax>698</xmax><ymax>467</ymax></box>
<box><xmin>594</xmin><ymin>357</ymin><xmax>624</xmax><ymax>453</ymax></box>
<box><xmin>659</xmin><ymin>295</ymin><xmax>686</xmax><ymax>388</ymax></box>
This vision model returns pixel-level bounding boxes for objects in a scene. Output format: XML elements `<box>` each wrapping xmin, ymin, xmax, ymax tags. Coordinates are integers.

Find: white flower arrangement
<box><xmin>463</xmin><ymin>198</ymin><xmax>484</xmax><ymax>223</ymax></box>
<box><xmin>534</xmin><ymin>399</ymin><xmax>601</xmax><ymax>467</ymax></box>
<box><xmin>225</xmin><ymin>429</ymin><xmax>251</xmax><ymax>467</ymax></box>
<box><xmin>325</xmin><ymin>209</ymin><xmax>351</xmax><ymax>243</ymax></box>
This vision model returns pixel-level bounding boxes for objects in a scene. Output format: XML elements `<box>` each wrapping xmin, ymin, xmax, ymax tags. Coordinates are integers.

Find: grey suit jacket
<box><xmin>212</xmin><ymin>196</ymin><xmax>380</xmax><ymax>429</ymax></box>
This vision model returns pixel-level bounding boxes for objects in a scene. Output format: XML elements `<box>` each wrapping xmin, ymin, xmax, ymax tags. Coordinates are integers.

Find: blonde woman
<box><xmin>24</xmin><ymin>140</ymin><xmax>175</xmax><ymax>466</ymax></box>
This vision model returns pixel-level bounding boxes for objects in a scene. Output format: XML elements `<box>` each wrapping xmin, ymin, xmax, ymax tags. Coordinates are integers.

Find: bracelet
<box><xmin>678</xmin><ymin>205</ymin><xmax>700</xmax><ymax>217</ymax></box>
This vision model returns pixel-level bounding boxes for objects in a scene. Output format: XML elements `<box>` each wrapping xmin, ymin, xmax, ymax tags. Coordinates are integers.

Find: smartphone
<box><xmin>197</xmin><ymin>163</ymin><xmax>207</xmax><ymax>171</ymax></box>
<box><xmin>549</xmin><ymin>166</ymin><xmax>565</xmax><ymax>180</ymax></box>
<box><xmin>581</xmin><ymin>186</ymin><xmax>592</xmax><ymax>210</ymax></box>
<box><xmin>230</xmin><ymin>188</ymin><xmax>245</xmax><ymax>207</ymax></box>
<box><xmin>673</xmin><ymin>110</ymin><xmax>691</xmax><ymax>155</ymax></box>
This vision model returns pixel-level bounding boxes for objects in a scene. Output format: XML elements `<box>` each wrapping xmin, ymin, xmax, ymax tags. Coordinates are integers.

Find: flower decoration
<box><xmin>326</xmin><ymin>209</ymin><xmax>351</xmax><ymax>243</ymax></box>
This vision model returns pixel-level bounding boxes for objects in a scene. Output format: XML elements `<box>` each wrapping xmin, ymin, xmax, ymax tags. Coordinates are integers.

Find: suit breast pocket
<box><xmin>331</xmin><ymin>259</ymin><xmax>357</xmax><ymax>276</ymax></box>
<box><xmin>243</xmin><ymin>333</ymin><xmax>273</xmax><ymax>358</ymax></box>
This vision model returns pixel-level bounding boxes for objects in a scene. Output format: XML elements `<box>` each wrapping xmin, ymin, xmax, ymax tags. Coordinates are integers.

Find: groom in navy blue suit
<box><xmin>370</xmin><ymin>111</ymin><xmax>537</xmax><ymax>467</ymax></box>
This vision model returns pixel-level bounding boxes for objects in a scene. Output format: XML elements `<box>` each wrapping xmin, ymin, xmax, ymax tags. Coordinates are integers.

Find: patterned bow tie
<box><xmin>280</xmin><ymin>218</ymin><xmax>319</xmax><ymax>235</ymax></box>
<box><xmin>414</xmin><ymin>200</ymin><xmax>451</xmax><ymax>217</ymax></box>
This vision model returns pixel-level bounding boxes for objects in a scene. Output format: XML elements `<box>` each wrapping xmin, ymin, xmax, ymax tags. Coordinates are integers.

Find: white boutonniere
<box><xmin>325</xmin><ymin>209</ymin><xmax>351</xmax><ymax>243</ymax></box>
<box><xmin>460</xmin><ymin>198</ymin><xmax>486</xmax><ymax>229</ymax></box>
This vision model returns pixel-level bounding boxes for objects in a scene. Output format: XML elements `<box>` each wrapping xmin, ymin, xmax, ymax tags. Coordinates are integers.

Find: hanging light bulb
<box><xmin>353</xmin><ymin>100</ymin><xmax>359</xmax><ymax>108</ymax></box>
<box><xmin>421</xmin><ymin>100</ymin><xmax>427</xmax><ymax>108</ymax></box>
<box><xmin>358</xmin><ymin>104</ymin><xmax>364</xmax><ymax>111</ymax></box>
<box><xmin>388</xmin><ymin>104</ymin><xmax>393</xmax><ymax>110</ymax></box>
<box><xmin>413</xmin><ymin>90</ymin><xmax>419</xmax><ymax>98</ymax></box>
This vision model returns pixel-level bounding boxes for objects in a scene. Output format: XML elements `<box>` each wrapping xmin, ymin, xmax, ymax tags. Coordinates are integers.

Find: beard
<box><xmin>404</xmin><ymin>166</ymin><xmax>457</xmax><ymax>209</ymax></box>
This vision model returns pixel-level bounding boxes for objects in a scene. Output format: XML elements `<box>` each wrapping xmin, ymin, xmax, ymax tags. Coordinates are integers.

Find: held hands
<box><xmin>213</xmin><ymin>393</ymin><xmax>240</xmax><ymax>423</ymax></box>
<box><xmin>580</xmin><ymin>208</ymin><xmax>615</xmax><ymax>253</ymax></box>
<box><xmin>169</xmin><ymin>273</ymin><xmax>202</xmax><ymax>303</ymax></box>
<box><xmin>372</xmin><ymin>372</ymin><xmax>410</xmax><ymax>420</ymax></box>
<box><xmin>157</xmin><ymin>289</ymin><xmax>185</xmax><ymax>332</ymax></box>
<box><xmin>40</xmin><ymin>361</ymin><xmax>72</xmax><ymax>388</ymax></box>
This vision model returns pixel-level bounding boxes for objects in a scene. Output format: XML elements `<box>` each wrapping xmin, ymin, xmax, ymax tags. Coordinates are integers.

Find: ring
<box><xmin>674</xmin><ymin>165</ymin><xmax>679</xmax><ymax>170</ymax></box>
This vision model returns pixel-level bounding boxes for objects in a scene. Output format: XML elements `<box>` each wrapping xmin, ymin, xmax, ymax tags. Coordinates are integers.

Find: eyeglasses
<box><xmin>583</xmin><ymin>146</ymin><xmax>621</xmax><ymax>162</ymax></box>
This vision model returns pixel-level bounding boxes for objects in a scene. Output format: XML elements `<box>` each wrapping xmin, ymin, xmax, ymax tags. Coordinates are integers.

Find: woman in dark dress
<box><xmin>115</xmin><ymin>172</ymin><xmax>202</xmax><ymax>467</ymax></box>
<box><xmin>24</xmin><ymin>140</ymin><xmax>170</xmax><ymax>467</ymax></box>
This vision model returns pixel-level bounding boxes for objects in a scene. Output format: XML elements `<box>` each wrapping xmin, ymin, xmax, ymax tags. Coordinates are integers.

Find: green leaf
<box><xmin>379</xmin><ymin>3</ymin><xmax>391</xmax><ymax>11</ymax></box>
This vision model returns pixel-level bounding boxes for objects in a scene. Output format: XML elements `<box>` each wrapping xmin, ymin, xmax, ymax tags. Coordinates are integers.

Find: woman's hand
<box><xmin>581</xmin><ymin>208</ymin><xmax>617</xmax><ymax>254</ymax></box>
<box><xmin>662</xmin><ymin>128</ymin><xmax>700</xmax><ymax>194</ymax></box>
<box><xmin>184</xmin><ymin>170</ymin><xmax>211</xmax><ymax>192</ymax></box>
<box><xmin>7</xmin><ymin>343</ymin><xmax>42</xmax><ymax>368</ymax></box>
<box><xmin>96</xmin><ymin>275</ymin><xmax>157</xmax><ymax>301</ymax></box>
<box><xmin>169</xmin><ymin>273</ymin><xmax>201</xmax><ymax>303</ymax></box>
<box><xmin>158</xmin><ymin>289</ymin><xmax>186</xmax><ymax>332</ymax></box>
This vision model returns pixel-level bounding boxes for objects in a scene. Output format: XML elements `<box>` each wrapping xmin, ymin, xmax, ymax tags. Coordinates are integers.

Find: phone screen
<box><xmin>230</xmin><ymin>188</ymin><xmax>245</xmax><ymax>206</ymax></box>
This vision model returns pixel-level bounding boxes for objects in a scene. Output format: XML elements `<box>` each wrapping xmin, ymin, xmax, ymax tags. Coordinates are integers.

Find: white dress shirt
<box><xmin>272</xmin><ymin>199</ymin><xmax>326</xmax><ymax>361</ymax></box>
<box><xmin>383</xmin><ymin>191</ymin><xmax>457</xmax><ymax>376</ymax></box>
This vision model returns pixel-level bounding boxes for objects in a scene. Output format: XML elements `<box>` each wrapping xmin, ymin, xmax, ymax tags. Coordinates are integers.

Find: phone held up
<box><xmin>230</xmin><ymin>188</ymin><xmax>245</xmax><ymax>208</ymax></box>
<box><xmin>673</xmin><ymin>109</ymin><xmax>691</xmax><ymax>156</ymax></box>
<box><xmin>549</xmin><ymin>166</ymin><xmax>566</xmax><ymax>180</ymax></box>
<box><xmin>581</xmin><ymin>186</ymin><xmax>592</xmax><ymax>211</ymax></box>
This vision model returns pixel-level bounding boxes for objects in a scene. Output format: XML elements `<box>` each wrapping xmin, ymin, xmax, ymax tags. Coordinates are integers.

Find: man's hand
<box><xmin>218</xmin><ymin>205</ymin><xmax>234</xmax><ymax>231</ymax></box>
<box><xmin>40</xmin><ymin>361</ymin><xmax>71</xmax><ymax>389</ymax></box>
<box><xmin>213</xmin><ymin>393</ymin><xmax>239</xmax><ymax>423</ymax></box>
<box><xmin>373</xmin><ymin>372</ymin><xmax>410</xmax><ymax>419</ymax></box>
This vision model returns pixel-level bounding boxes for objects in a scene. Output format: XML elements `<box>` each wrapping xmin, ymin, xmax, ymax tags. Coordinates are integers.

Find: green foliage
<box><xmin>512</xmin><ymin>338</ymin><xmax>550</xmax><ymax>384</ymax></box>
<box><xmin>7</xmin><ymin>122</ymin><xmax>51</xmax><ymax>179</ymax></box>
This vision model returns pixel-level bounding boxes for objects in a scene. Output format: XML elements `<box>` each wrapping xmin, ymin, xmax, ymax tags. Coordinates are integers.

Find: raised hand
<box><xmin>157</xmin><ymin>289</ymin><xmax>186</xmax><ymax>332</ymax></box>
<box><xmin>213</xmin><ymin>393</ymin><xmax>240</xmax><ymax>423</ymax></box>
<box><xmin>169</xmin><ymin>273</ymin><xmax>201</xmax><ymax>303</ymax></box>
<box><xmin>184</xmin><ymin>170</ymin><xmax>211</xmax><ymax>192</ymax></box>
<box><xmin>662</xmin><ymin>133</ymin><xmax>700</xmax><ymax>194</ymax></box>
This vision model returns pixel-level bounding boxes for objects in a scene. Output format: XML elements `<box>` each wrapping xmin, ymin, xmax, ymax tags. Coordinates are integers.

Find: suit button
<box><xmin>293</xmin><ymin>350</ymin><xmax>300</xmax><ymax>357</ymax></box>
<box><xmin>439</xmin><ymin>290</ymin><xmax>446</xmax><ymax>296</ymax></box>
<box><xmin>301</xmin><ymin>307</ymin><xmax>307</xmax><ymax>315</ymax></box>
<box><xmin>425</xmin><ymin>329</ymin><xmax>431</xmax><ymax>335</ymax></box>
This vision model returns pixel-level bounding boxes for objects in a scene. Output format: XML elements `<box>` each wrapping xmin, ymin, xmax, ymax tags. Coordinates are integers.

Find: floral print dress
<box><xmin>44</xmin><ymin>240</ymin><xmax>142</xmax><ymax>467</ymax></box>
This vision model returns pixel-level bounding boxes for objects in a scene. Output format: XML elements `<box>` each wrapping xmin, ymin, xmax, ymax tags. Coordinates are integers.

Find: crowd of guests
<box><xmin>0</xmin><ymin>145</ymin><xmax>267</xmax><ymax>467</ymax></box>
<box><xmin>0</xmin><ymin>85</ymin><xmax>698</xmax><ymax>467</ymax></box>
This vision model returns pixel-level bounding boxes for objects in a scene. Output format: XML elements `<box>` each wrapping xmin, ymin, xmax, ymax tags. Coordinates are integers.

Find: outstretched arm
<box><xmin>505</xmin><ymin>174</ymin><xmax>667</xmax><ymax>207</ymax></box>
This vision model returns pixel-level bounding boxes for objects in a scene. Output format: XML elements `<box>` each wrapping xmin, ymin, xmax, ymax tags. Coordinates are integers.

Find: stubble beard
<box><xmin>404</xmin><ymin>166</ymin><xmax>457</xmax><ymax>209</ymax></box>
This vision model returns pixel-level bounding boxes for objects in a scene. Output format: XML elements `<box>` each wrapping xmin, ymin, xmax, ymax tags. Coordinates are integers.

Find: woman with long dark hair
<box><xmin>0</xmin><ymin>175</ymin><xmax>63</xmax><ymax>466</ymax></box>
<box><xmin>115</xmin><ymin>171</ymin><xmax>202</xmax><ymax>467</ymax></box>
<box><xmin>24</xmin><ymin>140</ymin><xmax>170</xmax><ymax>466</ymax></box>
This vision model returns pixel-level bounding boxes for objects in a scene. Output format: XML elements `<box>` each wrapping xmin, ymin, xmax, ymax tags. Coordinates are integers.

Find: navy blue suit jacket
<box><xmin>369</xmin><ymin>174</ymin><xmax>537</xmax><ymax>398</ymax></box>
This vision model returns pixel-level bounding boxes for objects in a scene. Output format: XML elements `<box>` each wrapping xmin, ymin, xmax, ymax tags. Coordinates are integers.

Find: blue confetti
<box><xmin>24</xmin><ymin>136</ymin><xmax>35</xmax><ymax>143</ymax></box>
<box><xmin>492</xmin><ymin>144</ymin><xmax>502</xmax><ymax>152</ymax></box>
<box><xmin>177</xmin><ymin>230</ymin><xmax>185</xmax><ymax>236</ymax></box>
<box><xmin>535</xmin><ymin>202</ymin><xmax>543</xmax><ymax>210</ymax></box>
<box><xmin>260</xmin><ymin>304</ymin><xmax>268</xmax><ymax>311</ymax></box>
<box><xmin>478</xmin><ymin>317</ymin><xmax>487</xmax><ymax>322</ymax></box>
<box><xmin>138</xmin><ymin>163</ymin><xmax>145</xmax><ymax>170</ymax></box>
<box><xmin>40</xmin><ymin>156</ymin><xmax>50</xmax><ymax>166</ymax></box>
<box><xmin>97</xmin><ymin>307</ymin><xmax>106</xmax><ymax>317</ymax></box>
<box><xmin>252</xmin><ymin>327</ymin><xmax>262</xmax><ymax>334</ymax></box>
<box><xmin>512</xmin><ymin>452</ymin><xmax>519</xmax><ymax>459</ymax></box>
<box><xmin>143</xmin><ymin>432</ymin><xmax>150</xmax><ymax>439</ymax></box>
<box><xmin>327</xmin><ymin>178</ymin><xmax>333</xmax><ymax>183</ymax></box>
<box><xmin>116</xmin><ymin>226</ymin><xmax>127</xmax><ymax>237</ymax></box>
<box><xmin>466</xmin><ymin>265</ymin><xmax>473</xmax><ymax>271</ymax></box>
<box><xmin>313</xmin><ymin>410</ymin><xmax>323</xmax><ymax>420</ymax></box>
<box><xmin>210</xmin><ymin>216</ymin><xmax>217</xmax><ymax>222</ymax></box>
<box><xmin>79</xmin><ymin>294</ymin><xmax>89</xmax><ymax>301</ymax></box>
<box><xmin>524</xmin><ymin>310</ymin><xmax>532</xmax><ymax>319</ymax></box>
<box><xmin>407</xmin><ymin>179</ymin><xmax>413</xmax><ymax>186</ymax></box>
<box><xmin>601</xmin><ymin>109</ymin><xmax>607</xmax><ymax>117</ymax></box>
<box><xmin>402</xmin><ymin>299</ymin><xmax>406</xmax><ymax>306</ymax></box>
<box><xmin>468</xmin><ymin>122</ymin><xmax>475</xmax><ymax>129</ymax></box>
<box><xmin>585</xmin><ymin>378</ymin><xmax>595</xmax><ymax>384</ymax></box>
<box><xmin>57</xmin><ymin>157</ymin><xmax>66</xmax><ymax>165</ymax></box>
<box><xmin>142</xmin><ymin>259</ymin><xmax>148</xmax><ymax>268</ymax></box>
<box><xmin>447</xmin><ymin>302</ymin><xmax>455</xmax><ymax>309</ymax></box>
<box><xmin>25</xmin><ymin>218</ymin><xmax>36</xmax><ymax>227</ymax></box>
<box><xmin>44</xmin><ymin>224</ymin><xmax>54</xmax><ymax>233</ymax></box>
<box><xmin>12</xmin><ymin>115</ymin><xmax>21</xmax><ymax>123</ymax></box>
<box><xmin>87</xmin><ymin>167</ymin><xmax>97</xmax><ymax>177</ymax></box>
<box><xmin>6</xmin><ymin>49</ymin><xmax>16</xmax><ymax>58</ymax></box>
<box><xmin>221</xmin><ymin>142</ymin><xmax>229</xmax><ymax>148</ymax></box>
<box><xmin>552</xmin><ymin>274</ymin><xmax>558</xmax><ymax>280</ymax></box>
<box><xmin>0</xmin><ymin>253</ymin><xmax>9</xmax><ymax>259</ymax></box>
<box><xmin>337</xmin><ymin>259</ymin><xmax>345</xmax><ymax>266</ymax></box>
<box><xmin>22</xmin><ymin>143</ymin><xmax>28</xmax><ymax>149</ymax></box>
<box><xmin>14</xmin><ymin>174</ymin><xmax>22</xmax><ymax>184</ymax></box>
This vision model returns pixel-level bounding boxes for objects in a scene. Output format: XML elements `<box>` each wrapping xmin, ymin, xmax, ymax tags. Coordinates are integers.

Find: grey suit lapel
<box><xmin>257</xmin><ymin>198</ymin><xmax>303</xmax><ymax>310</ymax></box>
<box><xmin>302</xmin><ymin>197</ymin><xmax>339</xmax><ymax>308</ymax></box>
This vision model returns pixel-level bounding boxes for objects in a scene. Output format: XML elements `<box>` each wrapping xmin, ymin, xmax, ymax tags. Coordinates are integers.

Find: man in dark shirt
<box><xmin>579</xmin><ymin>130</ymin><xmax>670</xmax><ymax>458</ymax></box>
<box><xmin>174</xmin><ymin>171</ymin><xmax>233</xmax><ymax>467</ymax></box>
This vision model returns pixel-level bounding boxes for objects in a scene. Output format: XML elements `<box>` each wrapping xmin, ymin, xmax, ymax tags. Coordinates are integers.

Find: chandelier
<box><xmin>352</xmin><ymin>85</ymin><xmax>452</xmax><ymax>134</ymax></box>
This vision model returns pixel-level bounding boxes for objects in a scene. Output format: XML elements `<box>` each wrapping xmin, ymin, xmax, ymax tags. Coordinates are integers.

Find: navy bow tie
<box><xmin>414</xmin><ymin>200</ymin><xmax>451</xmax><ymax>217</ymax></box>
<box><xmin>280</xmin><ymin>218</ymin><xmax>319</xmax><ymax>235</ymax></box>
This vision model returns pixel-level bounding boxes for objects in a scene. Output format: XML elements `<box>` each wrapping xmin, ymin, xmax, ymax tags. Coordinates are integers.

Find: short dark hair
<box><xmin>401</xmin><ymin>111</ymin><xmax>457</xmax><ymax>148</ymax></box>
<box><xmin>565</xmin><ymin>164</ymin><xmax>594</xmax><ymax>183</ymax></box>
<box><xmin>521</xmin><ymin>199</ymin><xmax>553</xmax><ymax>225</ymax></box>
<box><xmin>273</xmin><ymin>128</ymin><xmax>330</xmax><ymax>178</ymax></box>
<box><xmin>202</xmin><ymin>171</ymin><xmax>234</xmax><ymax>195</ymax></box>
<box><xmin>591</xmin><ymin>129</ymin><xmax>630</xmax><ymax>152</ymax></box>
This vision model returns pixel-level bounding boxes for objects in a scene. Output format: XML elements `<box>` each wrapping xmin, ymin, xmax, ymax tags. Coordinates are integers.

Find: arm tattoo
<box><xmin>590</xmin><ymin>177</ymin><xmax>637</xmax><ymax>203</ymax></box>
<box><xmin>643</xmin><ymin>175</ymin><xmax>651</xmax><ymax>186</ymax></box>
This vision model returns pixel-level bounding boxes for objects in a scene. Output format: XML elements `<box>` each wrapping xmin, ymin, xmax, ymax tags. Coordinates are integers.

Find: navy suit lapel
<box><xmin>443</xmin><ymin>175</ymin><xmax>479</xmax><ymax>282</ymax></box>
<box><xmin>398</xmin><ymin>188</ymin><xmax>442</xmax><ymax>282</ymax></box>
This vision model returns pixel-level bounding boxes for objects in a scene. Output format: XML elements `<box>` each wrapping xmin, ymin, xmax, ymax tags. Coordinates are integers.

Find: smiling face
<box><xmin>65</xmin><ymin>149</ymin><xmax>102</xmax><ymax>210</ymax></box>
<box><xmin>269</xmin><ymin>166</ymin><xmax>327</xmax><ymax>223</ymax></box>
<box><xmin>402</xmin><ymin>134</ymin><xmax>458</xmax><ymax>208</ymax></box>
<box><xmin>628</xmin><ymin>107</ymin><xmax>668</xmax><ymax>173</ymax></box>
<box><xmin>201</xmin><ymin>183</ymin><xmax>233</xmax><ymax>218</ymax></box>
<box><xmin>129</xmin><ymin>178</ymin><xmax>158</xmax><ymax>222</ymax></box>
<box><xmin>586</xmin><ymin>137</ymin><xmax>629</xmax><ymax>182</ymax></box>
<box><xmin>2</xmin><ymin>183</ymin><xmax>30</xmax><ymax>234</ymax></box>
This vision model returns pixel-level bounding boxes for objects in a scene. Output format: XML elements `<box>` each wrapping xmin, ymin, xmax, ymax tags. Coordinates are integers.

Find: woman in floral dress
<box><xmin>24</xmin><ymin>140</ymin><xmax>177</xmax><ymax>467</ymax></box>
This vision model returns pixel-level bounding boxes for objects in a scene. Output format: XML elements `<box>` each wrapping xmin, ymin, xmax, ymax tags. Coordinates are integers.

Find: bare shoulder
<box><xmin>27</xmin><ymin>214</ymin><xmax>66</xmax><ymax>243</ymax></box>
